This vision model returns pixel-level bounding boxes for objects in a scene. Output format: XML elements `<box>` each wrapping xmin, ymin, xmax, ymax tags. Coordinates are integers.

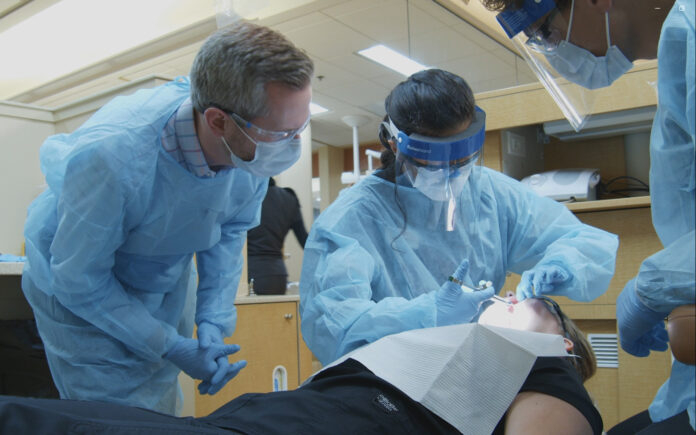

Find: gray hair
<box><xmin>190</xmin><ymin>21</ymin><xmax>314</xmax><ymax>118</ymax></box>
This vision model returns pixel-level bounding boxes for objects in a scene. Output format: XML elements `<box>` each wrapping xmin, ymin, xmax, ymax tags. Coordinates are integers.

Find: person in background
<box><xmin>484</xmin><ymin>0</ymin><xmax>695</xmax><ymax>431</ymax></box>
<box><xmin>299</xmin><ymin>68</ymin><xmax>618</xmax><ymax>365</ymax></box>
<box><xmin>247</xmin><ymin>177</ymin><xmax>308</xmax><ymax>295</ymax></box>
<box><xmin>20</xmin><ymin>22</ymin><xmax>314</xmax><ymax>414</ymax></box>
<box><xmin>0</xmin><ymin>294</ymin><xmax>602</xmax><ymax>435</ymax></box>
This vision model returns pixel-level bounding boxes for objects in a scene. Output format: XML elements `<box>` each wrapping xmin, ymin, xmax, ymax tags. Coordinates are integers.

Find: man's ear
<box><xmin>563</xmin><ymin>338</ymin><xmax>575</xmax><ymax>353</ymax></box>
<box><xmin>388</xmin><ymin>138</ymin><xmax>397</xmax><ymax>154</ymax></box>
<box><xmin>582</xmin><ymin>0</ymin><xmax>612</xmax><ymax>13</ymax></box>
<box><xmin>203</xmin><ymin>107</ymin><xmax>228</xmax><ymax>137</ymax></box>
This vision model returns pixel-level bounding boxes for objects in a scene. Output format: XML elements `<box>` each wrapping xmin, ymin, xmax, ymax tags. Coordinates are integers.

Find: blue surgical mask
<box><xmin>222</xmin><ymin>136</ymin><xmax>302</xmax><ymax>177</ymax></box>
<box><xmin>546</xmin><ymin>12</ymin><xmax>632</xmax><ymax>90</ymax></box>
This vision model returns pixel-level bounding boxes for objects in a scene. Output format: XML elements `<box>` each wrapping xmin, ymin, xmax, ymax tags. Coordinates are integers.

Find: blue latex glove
<box><xmin>197</xmin><ymin>321</ymin><xmax>236</xmax><ymax>392</ymax></box>
<box><xmin>197</xmin><ymin>322</ymin><xmax>224</xmax><ymax>348</ymax></box>
<box><xmin>516</xmin><ymin>264</ymin><xmax>570</xmax><ymax>301</ymax></box>
<box><xmin>164</xmin><ymin>337</ymin><xmax>243</xmax><ymax>381</ymax></box>
<box><xmin>616</xmin><ymin>278</ymin><xmax>669</xmax><ymax>357</ymax></box>
<box><xmin>436</xmin><ymin>259</ymin><xmax>495</xmax><ymax>327</ymax></box>
<box><xmin>196</xmin><ymin>321</ymin><xmax>246</xmax><ymax>395</ymax></box>
<box><xmin>198</xmin><ymin>359</ymin><xmax>248</xmax><ymax>395</ymax></box>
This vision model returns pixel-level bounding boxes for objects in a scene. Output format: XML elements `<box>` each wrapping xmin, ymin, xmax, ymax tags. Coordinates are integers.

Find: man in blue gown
<box><xmin>21</xmin><ymin>22</ymin><xmax>314</xmax><ymax>414</ymax></box>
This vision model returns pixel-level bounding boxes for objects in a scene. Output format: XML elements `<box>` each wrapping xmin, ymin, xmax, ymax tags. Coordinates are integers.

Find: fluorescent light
<box><xmin>310</xmin><ymin>102</ymin><xmax>329</xmax><ymax>115</ymax></box>
<box><xmin>357</xmin><ymin>44</ymin><xmax>428</xmax><ymax>77</ymax></box>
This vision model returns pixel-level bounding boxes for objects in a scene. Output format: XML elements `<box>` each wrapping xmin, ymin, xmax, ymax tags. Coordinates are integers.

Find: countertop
<box><xmin>0</xmin><ymin>262</ymin><xmax>23</xmax><ymax>275</ymax></box>
<box><xmin>0</xmin><ymin>262</ymin><xmax>299</xmax><ymax>304</ymax></box>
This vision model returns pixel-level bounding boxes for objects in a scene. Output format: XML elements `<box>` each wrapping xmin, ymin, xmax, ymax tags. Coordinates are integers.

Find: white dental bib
<box><xmin>312</xmin><ymin>323</ymin><xmax>570</xmax><ymax>434</ymax></box>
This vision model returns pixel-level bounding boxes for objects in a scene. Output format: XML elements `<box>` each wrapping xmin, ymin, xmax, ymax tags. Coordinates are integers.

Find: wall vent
<box><xmin>588</xmin><ymin>333</ymin><xmax>619</xmax><ymax>368</ymax></box>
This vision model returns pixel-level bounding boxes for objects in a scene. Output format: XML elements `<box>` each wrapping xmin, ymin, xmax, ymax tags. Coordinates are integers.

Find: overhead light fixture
<box><xmin>310</xmin><ymin>102</ymin><xmax>329</xmax><ymax>115</ymax></box>
<box><xmin>357</xmin><ymin>44</ymin><xmax>428</xmax><ymax>77</ymax></box>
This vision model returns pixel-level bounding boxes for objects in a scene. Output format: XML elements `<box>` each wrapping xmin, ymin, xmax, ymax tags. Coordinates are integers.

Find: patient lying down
<box><xmin>0</xmin><ymin>296</ymin><xmax>602</xmax><ymax>435</ymax></box>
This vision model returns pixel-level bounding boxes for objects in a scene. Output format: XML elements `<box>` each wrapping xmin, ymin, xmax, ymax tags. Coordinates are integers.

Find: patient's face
<box><xmin>476</xmin><ymin>298</ymin><xmax>564</xmax><ymax>336</ymax></box>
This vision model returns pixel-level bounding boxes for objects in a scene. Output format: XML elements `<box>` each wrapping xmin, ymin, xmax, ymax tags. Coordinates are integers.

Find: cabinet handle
<box><xmin>284</xmin><ymin>313</ymin><xmax>293</xmax><ymax>319</ymax></box>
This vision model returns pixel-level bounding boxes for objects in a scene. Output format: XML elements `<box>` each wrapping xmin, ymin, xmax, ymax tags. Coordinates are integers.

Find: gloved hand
<box><xmin>436</xmin><ymin>259</ymin><xmax>495</xmax><ymax>326</ymax></box>
<box><xmin>164</xmin><ymin>336</ymin><xmax>243</xmax><ymax>382</ymax></box>
<box><xmin>516</xmin><ymin>264</ymin><xmax>569</xmax><ymax>301</ymax></box>
<box><xmin>198</xmin><ymin>359</ymin><xmax>248</xmax><ymax>395</ymax></box>
<box><xmin>197</xmin><ymin>322</ymin><xmax>224</xmax><ymax>348</ymax></box>
<box><xmin>616</xmin><ymin>278</ymin><xmax>669</xmax><ymax>357</ymax></box>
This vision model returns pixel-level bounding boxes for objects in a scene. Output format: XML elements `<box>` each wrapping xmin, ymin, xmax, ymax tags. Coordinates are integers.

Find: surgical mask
<box><xmin>412</xmin><ymin>164</ymin><xmax>472</xmax><ymax>202</ymax></box>
<box><xmin>546</xmin><ymin>11</ymin><xmax>632</xmax><ymax>90</ymax></box>
<box><xmin>222</xmin><ymin>136</ymin><xmax>302</xmax><ymax>177</ymax></box>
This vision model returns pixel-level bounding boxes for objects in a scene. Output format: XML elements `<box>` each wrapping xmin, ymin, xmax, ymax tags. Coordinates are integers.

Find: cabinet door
<box><xmin>195</xmin><ymin>302</ymin><xmax>300</xmax><ymax>417</ymax></box>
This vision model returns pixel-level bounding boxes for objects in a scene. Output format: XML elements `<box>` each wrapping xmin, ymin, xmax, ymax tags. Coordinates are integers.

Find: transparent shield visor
<box><xmin>497</xmin><ymin>0</ymin><xmax>597</xmax><ymax>132</ymax></box>
<box><xmin>387</xmin><ymin>108</ymin><xmax>486</xmax><ymax>231</ymax></box>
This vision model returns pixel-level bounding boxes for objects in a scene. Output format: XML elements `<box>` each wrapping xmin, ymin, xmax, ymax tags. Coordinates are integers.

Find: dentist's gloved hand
<box><xmin>516</xmin><ymin>264</ymin><xmax>569</xmax><ymax>301</ymax></box>
<box><xmin>197</xmin><ymin>322</ymin><xmax>224</xmax><ymax>348</ymax></box>
<box><xmin>196</xmin><ymin>321</ymin><xmax>240</xmax><ymax>394</ymax></box>
<box><xmin>616</xmin><ymin>278</ymin><xmax>669</xmax><ymax>357</ymax></box>
<box><xmin>164</xmin><ymin>337</ymin><xmax>244</xmax><ymax>382</ymax></box>
<box><xmin>198</xmin><ymin>359</ymin><xmax>248</xmax><ymax>395</ymax></box>
<box><xmin>436</xmin><ymin>259</ymin><xmax>495</xmax><ymax>327</ymax></box>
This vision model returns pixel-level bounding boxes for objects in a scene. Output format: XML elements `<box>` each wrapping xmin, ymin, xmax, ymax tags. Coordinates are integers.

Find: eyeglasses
<box><xmin>535</xmin><ymin>296</ymin><xmax>570</xmax><ymax>339</ymax></box>
<box><xmin>227</xmin><ymin>111</ymin><xmax>310</xmax><ymax>144</ymax></box>
<box><xmin>524</xmin><ymin>8</ymin><xmax>565</xmax><ymax>53</ymax></box>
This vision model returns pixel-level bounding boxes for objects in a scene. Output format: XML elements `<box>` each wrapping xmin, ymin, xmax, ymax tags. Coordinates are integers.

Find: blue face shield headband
<box><xmin>390</xmin><ymin>107</ymin><xmax>486</xmax><ymax>162</ymax></box>
<box><xmin>496</xmin><ymin>0</ymin><xmax>556</xmax><ymax>39</ymax></box>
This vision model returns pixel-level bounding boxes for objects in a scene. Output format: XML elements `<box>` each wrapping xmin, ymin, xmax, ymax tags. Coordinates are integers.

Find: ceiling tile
<box><xmin>311</xmin><ymin>58</ymin><xmax>363</xmax><ymax>92</ymax></box>
<box><xmin>323</xmin><ymin>0</ymin><xmax>407</xmax><ymax>43</ymax></box>
<box><xmin>281</xmin><ymin>14</ymin><xmax>376</xmax><ymax>59</ymax></box>
<box><xmin>322</xmin><ymin>78</ymin><xmax>390</xmax><ymax>107</ymax></box>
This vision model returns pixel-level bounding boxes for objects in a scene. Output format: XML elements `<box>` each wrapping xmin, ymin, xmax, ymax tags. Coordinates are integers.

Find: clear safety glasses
<box><xmin>523</xmin><ymin>7</ymin><xmax>566</xmax><ymax>54</ymax></box>
<box><xmin>535</xmin><ymin>296</ymin><xmax>571</xmax><ymax>340</ymax></box>
<box><xmin>228</xmin><ymin>111</ymin><xmax>310</xmax><ymax>144</ymax></box>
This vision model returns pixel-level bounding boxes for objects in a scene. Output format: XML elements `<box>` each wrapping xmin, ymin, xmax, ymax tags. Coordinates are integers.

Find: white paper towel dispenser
<box><xmin>521</xmin><ymin>169</ymin><xmax>600</xmax><ymax>202</ymax></box>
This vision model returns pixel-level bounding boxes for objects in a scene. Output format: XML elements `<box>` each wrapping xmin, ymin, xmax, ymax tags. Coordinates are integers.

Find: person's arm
<box><xmin>195</xmin><ymin>180</ymin><xmax>267</xmax><ymax>336</ymax></box>
<box><xmin>49</xmin><ymin>147</ymin><xmax>179</xmax><ymax>361</ymax></box>
<box><xmin>283</xmin><ymin>187</ymin><xmax>308</xmax><ymax>247</ymax></box>
<box><xmin>299</xmin><ymin>225</ymin><xmax>437</xmax><ymax>365</ymax></box>
<box><xmin>290</xmin><ymin>205</ymin><xmax>308</xmax><ymax>248</ymax></box>
<box><xmin>504</xmin><ymin>391</ymin><xmax>593</xmax><ymax>435</ymax></box>
<box><xmin>498</xmin><ymin>173</ymin><xmax>618</xmax><ymax>301</ymax></box>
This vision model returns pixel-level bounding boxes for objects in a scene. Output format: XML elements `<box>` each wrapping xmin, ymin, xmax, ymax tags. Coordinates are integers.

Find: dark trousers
<box><xmin>608</xmin><ymin>409</ymin><xmax>694</xmax><ymax>435</ymax></box>
<box><xmin>0</xmin><ymin>360</ymin><xmax>458</xmax><ymax>435</ymax></box>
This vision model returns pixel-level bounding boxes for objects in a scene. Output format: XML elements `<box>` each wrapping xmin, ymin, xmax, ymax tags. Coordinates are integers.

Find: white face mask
<box><xmin>546</xmin><ymin>11</ymin><xmax>632</xmax><ymax>90</ymax></box>
<box><xmin>222</xmin><ymin>136</ymin><xmax>302</xmax><ymax>177</ymax></box>
<box><xmin>412</xmin><ymin>164</ymin><xmax>473</xmax><ymax>202</ymax></box>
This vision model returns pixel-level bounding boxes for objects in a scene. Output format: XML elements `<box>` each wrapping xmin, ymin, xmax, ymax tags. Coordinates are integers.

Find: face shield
<box><xmin>496</xmin><ymin>0</ymin><xmax>633</xmax><ymax>131</ymax></box>
<box><xmin>383</xmin><ymin>107</ymin><xmax>486</xmax><ymax>231</ymax></box>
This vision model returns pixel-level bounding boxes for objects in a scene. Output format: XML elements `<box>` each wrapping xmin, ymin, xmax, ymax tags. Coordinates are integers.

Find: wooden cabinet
<box><xmin>194</xmin><ymin>298</ymin><xmax>313</xmax><ymax>417</ymax></box>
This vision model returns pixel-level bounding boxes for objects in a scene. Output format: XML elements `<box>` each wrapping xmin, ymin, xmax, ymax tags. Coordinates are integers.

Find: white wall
<box><xmin>0</xmin><ymin>102</ymin><xmax>55</xmax><ymax>255</ymax></box>
<box><xmin>0</xmin><ymin>76</ymin><xmax>172</xmax><ymax>256</ymax></box>
<box><xmin>275</xmin><ymin>124</ymin><xmax>314</xmax><ymax>284</ymax></box>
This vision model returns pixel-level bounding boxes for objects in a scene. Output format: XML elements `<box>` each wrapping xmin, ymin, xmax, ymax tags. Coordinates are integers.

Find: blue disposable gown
<box><xmin>21</xmin><ymin>78</ymin><xmax>267</xmax><ymax>413</ymax></box>
<box><xmin>300</xmin><ymin>168</ymin><xmax>618</xmax><ymax>364</ymax></box>
<box><xmin>640</xmin><ymin>0</ymin><xmax>695</xmax><ymax>428</ymax></box>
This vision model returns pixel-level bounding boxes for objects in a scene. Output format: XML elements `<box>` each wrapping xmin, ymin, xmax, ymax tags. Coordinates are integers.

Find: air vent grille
<box><xmin>588</xmin><ymin>333</ymin><xmax>619</xmax><ymax>368</ymax></box>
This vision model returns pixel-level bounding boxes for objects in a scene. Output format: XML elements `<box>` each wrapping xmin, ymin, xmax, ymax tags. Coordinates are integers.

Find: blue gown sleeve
<box><xmin>636</xmin><ymin>1</ymin><xmax>695</xmax><ymax>313</ymax></box>
<box><xmin>300</xmin><ymin>227</ymin><xmax>437</xmax><ymax>365</ymax></box>
<box><xmin>635</xmin><ymin>231</ymin><xmax>695</xmax><ymax>312</ymax></box>
<box><xmin>195</xmin><ymin>181</ymin><xmax>266</xmax><ymax>336</ymax></box>
<box><xmin>503</xmin><ymin>180</ymin><xmax>619</xmax><ymax>302</ymax></box>
<box><xmin>49</xmin><ymin>148</ymin><xmax>179</xmax><ymax>362</ymax></box>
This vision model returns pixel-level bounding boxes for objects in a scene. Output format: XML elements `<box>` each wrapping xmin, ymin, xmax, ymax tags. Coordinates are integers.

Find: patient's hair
<box><xmin>557</xmin><ymin>309</ymin><xmax>596</xmax><ymax>383</ymax></box>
